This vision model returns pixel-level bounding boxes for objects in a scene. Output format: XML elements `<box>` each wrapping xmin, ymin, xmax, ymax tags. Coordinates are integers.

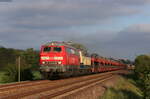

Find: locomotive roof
<box><xmin>43</xmin><ymin>41</ymin><xmax>77</xmax><ymax>49</ymax></box>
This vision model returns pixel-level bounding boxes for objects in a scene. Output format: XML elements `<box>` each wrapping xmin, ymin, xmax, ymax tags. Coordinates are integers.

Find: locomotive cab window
<box><xmin>43</xmin><ymin>47</ymin><xmax>51</xmax><ymax>52</ymax></box>
<box><xmin>70</xmin><ymin>49</ymin><xmax>75</xmax><ymax>54</ymax></box>
<box><xmin>54</xmin><ymin>47</ymin><xmax>62</xmax><ymax>52</ymax></box>
<box><xmin>66</xmin><ymin>48</ymin><xmax>71</xmax><ymax>54</ymax></box>
<box><xmin>66</xmin><ymin>48</ymin><xmax>76</xmax><ymax>54</ymax></box>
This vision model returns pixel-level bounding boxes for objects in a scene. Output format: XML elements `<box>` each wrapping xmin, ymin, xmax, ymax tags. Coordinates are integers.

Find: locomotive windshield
<box><xmin>54</xmin><ymin>47</ymin><xmax>62</xmax><ymax>52</ymax></box>
<box><xmin>43</xmin><ymin>46</ymin><xmax>62</xmax><ymax>52</ymax></box>
<box><xmin>43</xmin><ymin>47</ymin><xmax>51</xmax><ymax>52</ymax></box>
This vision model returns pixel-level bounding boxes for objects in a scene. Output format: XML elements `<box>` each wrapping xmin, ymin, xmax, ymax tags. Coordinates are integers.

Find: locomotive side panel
<box><xmin>66</xmin><ymin>47</ymin><xmax>80</xmax><ymax>66</ymax></box>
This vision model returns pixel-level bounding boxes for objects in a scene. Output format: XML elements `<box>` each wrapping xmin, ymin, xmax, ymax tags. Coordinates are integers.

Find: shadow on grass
<box><xmin>119</xmin><ymin>89</ymin><xmax>142</xmax><ymax>99</ymax></box>
<box><xmin>118</xmin><ymin>72</ymin><xmax>140</xmax><ymax>86</ymax></box>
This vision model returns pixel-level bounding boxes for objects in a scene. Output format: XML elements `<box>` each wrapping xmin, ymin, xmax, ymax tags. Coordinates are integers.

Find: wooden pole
<box><xmin>18</xmin><ymin>56</ymin><xmax>20</xmax><ymax>82</ymax></box>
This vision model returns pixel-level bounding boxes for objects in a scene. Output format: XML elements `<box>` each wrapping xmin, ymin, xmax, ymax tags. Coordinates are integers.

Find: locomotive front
<box><xmin>39</xmin><ymin>42</ymin><xmax>66</xmax><ymax>73</ymax></box>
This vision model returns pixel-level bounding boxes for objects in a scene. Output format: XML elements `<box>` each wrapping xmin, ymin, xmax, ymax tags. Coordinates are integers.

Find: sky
<box><xmin>0</xmin><ymin>0</ymin><xmax>150</xmax><ymax>60</ymax></box>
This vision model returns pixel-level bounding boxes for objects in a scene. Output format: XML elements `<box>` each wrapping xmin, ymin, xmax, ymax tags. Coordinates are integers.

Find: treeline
<box><xmin>135</xmin><ymin>55</ymin><xmax>150</xmax><ymax>99</ymax></box>
<box><xmin>0</xmin><ymin>47</ymin><xmax>41</xmax><ymax>83</ymax></box>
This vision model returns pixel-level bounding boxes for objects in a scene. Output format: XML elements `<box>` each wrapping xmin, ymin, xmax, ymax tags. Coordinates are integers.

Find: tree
<box><xmin>0</xmin><ymin>47</ymin><xmax>18</xmax><ymax>69</ymax></box>
<box><xmin>135</xmin><ymin>55</ymin><xmax>150</xmax><ymax>99</ymax></box>
<box><xmin>23</xmin><ymin>48</ymin><xmax>39</xmax><ymax>69</ymax></box>
<box><xmin>118</xmin><ymin>59</ymin><xmax>134</xmax><ymax>65</ymax></box>
<box><xmin>91</xmin><ymin>53</ymin><xmax>99</xmax><ymax>58</ymax></box>
<box><xmin>135</xmin><ymin>55</ymin><xmax>150</xmax><ymax>73</ymax></box>
<box><xmin>0</xmin><ymin>47</ymin><xmax>40</xmax><ymax>83</ymax></box>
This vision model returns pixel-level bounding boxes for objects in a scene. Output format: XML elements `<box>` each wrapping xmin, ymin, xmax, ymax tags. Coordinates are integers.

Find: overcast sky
<box><xmin>0</xmin><ymin>0</ymin><xmax>150</xmax><ymax>60</ymax></box>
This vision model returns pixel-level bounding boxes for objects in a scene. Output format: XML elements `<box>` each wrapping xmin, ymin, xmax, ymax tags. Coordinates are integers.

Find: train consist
<box><xmin>39</xmin><ymin>41</ymin><xmax>126</xmax><ymax>78</ymax></box>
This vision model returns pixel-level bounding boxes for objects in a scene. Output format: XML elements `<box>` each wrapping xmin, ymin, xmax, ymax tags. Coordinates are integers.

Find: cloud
<box><xmin>0</xmin><ymin>0</ymin><xmax>150</xmax><ymax>60</ymax></box>
<box><xmin>100</xmin><ymin>24</ymin><xmax>150</xmax><ymax>59</ymax></box>
<box><xmin>112</xmin><ymin>24</ymin><xmax>150</xmax><ymax>45</ymax></box>
<box><xmin>1</xmin><ymin>0</ymin><xmax>148</xmax><ymax>28</ymax></box>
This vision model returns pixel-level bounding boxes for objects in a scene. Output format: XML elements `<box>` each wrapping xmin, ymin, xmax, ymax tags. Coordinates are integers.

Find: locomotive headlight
<box><xmin>58</xmin><ymin>61</ymin><xmax>62</xmax><ymax>64</ymax></box>
<box><xmin>41</xmin><ymin>56</ymin><xmax>50</xmax><ymax>60</ymax></box>
<box><xmin>54</xmin><ymin>57</ymin><xmax>63</xmax><ymax>60</ymax></box>
<box><xmin>42</xmin><ymin>61</ymin><xmax>45</xmax><ymax>64</ymax></box>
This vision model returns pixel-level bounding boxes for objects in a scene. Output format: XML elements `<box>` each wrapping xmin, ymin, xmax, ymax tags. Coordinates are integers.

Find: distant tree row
<box><xmin>135</xmin><ymin>55</ymin><xmax>150</xmax><ymax>99</ymax></box>
<box><xmin>67</xmin><ymin>41</ymin><xmax>134</xmax><ymax>64</ymax></box>
<box><xmin>118</xmin><ymin>59</ymin><xmax>134</xmax><ymax>65</ymax></box>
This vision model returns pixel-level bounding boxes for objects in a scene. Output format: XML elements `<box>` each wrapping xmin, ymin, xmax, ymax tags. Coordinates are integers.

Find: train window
<box><xmin>43</xmin><ymin>47</ymin><xmax>51</xmax><ymax>52</ymax></box>
<box><xmin>66</xmin><ymin>48</ymin><xmax>76</xmax><ymax>55</ymax></box>
<box><xmin>70</xmin><ymin>49</ymin><xmax>75</xmax><ymax>54</ymax></box>
<box><xmin>66</xmin><ymin>48</ymin><xmax>71</xmax><ymax>54</ymax></box>
<box><xmin>54</xmin><ymin>47</ymin><xmax>62</xmax><ymax>52</ymax></box>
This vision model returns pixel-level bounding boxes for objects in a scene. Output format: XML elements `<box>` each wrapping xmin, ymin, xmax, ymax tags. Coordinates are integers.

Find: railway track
<box><xmin>40</xmin><ymin>74</ymin><xmax>114</xmax><ymax>99</ymax></box>
<box><xmin>0</xmin><ymin>80</ymin><xmax>50</xmax><ymax>90</ymax></box>
<box><xmin>0</xmin><ymin>70</ymin><xmax>124</xmax><ymax>99</ymax></box>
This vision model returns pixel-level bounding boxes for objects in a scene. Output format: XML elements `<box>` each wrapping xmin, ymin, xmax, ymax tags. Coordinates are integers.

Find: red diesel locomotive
<box><xmin>39</xmin><ymin>41</ymin><xmax>126</xmax><ymax>78</ymax></box>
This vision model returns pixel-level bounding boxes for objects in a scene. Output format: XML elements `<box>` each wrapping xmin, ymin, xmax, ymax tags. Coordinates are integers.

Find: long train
<box><xmin>39</xmin><ymin>41</ymin><xmax>126</xmax><ymax>79</ymax></box>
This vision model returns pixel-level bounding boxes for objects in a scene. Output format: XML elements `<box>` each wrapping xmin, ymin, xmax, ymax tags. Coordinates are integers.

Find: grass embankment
<box><xmin>101</xmin><ymin>74</ymin><xmax>143</xmax><ymax>99</ymax></box>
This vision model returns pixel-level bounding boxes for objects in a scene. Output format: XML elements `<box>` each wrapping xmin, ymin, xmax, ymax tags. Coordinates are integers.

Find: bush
<box><xmin>32</xmin><ymin>71</ymin><xmax>42</xmax><ymax>80</ymax></box>
<box><xmin>135</xmin><ymin>55</ymin><xmax>150</xmax><ymax>99</ymax></box>
<box><xmin>2</xmin><ymin>64</ymin><xmax>18</xmax><ymax>83</ymax></box>
<box><xmin>0</xmin><ymin>72</ymin><xmax>11</xmax><ymax>83</ymax></box>
<box><xmin>0</xmin><ymin>47</ymin><xmax>40</xmax><ymax>83</ymax></box>
<box><xmin>1</xmin><ymin>64</ymin><xmax>36</xmax><ymax>83</ymax></box>
<box><xmin>21</xmin><ymin>68</ymin><xmax>33</xmax><ymax>81</ymax></box>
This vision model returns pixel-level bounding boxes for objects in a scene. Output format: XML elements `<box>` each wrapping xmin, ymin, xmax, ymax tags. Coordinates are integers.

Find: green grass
<box><xmin>0</xmin><ymin>71</ymin><xmax>10</xmax><ymax>84</ymax></box>
<box><xmin>101</xmin><ymin>74</ymin><xmax>143</xmax><ymax>99</ymax></box>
